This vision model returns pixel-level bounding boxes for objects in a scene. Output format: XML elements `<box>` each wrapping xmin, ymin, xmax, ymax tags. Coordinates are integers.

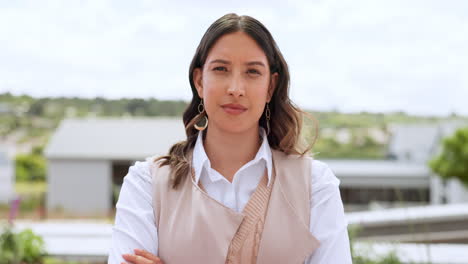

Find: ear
<box><xmin>193</xmin><ymin>67</ymin><xmax>204</xmax><ymax>98</ymax></box>
<box><xmin>267</xmin><ymin>72</ymin><xmax>278</xmax><ymax>102</ymax></box>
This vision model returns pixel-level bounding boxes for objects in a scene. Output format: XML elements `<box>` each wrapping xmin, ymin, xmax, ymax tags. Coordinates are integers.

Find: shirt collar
<box><xmin>192</xmin><ymin>127</ymin><xmax>273</xmax><ymax>186</ymax></box>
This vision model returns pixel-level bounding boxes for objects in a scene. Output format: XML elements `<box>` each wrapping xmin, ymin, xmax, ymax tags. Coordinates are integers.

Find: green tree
<box><xmin>27</xmin><ymin>99</ymin><xmax>47</xmax><ymax>116</ymax></box>
<box><xmin>429</xmin><ymin>127</ymin><xmax>468</xmax><ymax>186</ymax></box>
<box><xmin>15</xmin><ymin>150</ymin><xmax>47</xmax><ymax>182</ymax></box>
<box><xmin>0</xmin><ymin>225</ymin><xmax>46</xmax><ymax>264</ymax></box>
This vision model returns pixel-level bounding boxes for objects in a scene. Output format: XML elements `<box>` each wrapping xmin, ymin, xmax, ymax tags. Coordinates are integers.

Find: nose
<box><xmin>227</xmin><ymin>75</ymin><xmax>245</xmax><ymax>98</ymax></box>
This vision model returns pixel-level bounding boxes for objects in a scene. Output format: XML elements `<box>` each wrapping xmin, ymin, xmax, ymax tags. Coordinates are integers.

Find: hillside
<box><xmin>0</xmin><ymin>92</ymin><xmax>465</xmax><ymax>159</ymax></box>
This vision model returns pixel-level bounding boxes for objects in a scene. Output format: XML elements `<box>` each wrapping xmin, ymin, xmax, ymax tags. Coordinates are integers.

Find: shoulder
<box><xmin>271</xmin><ymin>149</ymin><xmax>311</xmax><ymax>168</ymax></box>
<box><xmin>118</xmin><ymin>157</ymin><xmax>174</xmax><ymax>208</ymax></box>
<box><xmin>115</xmin><ymin>159</ymin><xmax>155</xmax><ymax>213</ymax></box>
<box><xmin>124</xmin><ymin>156</ymin><xmax>170</xmax><ymax>186</ymax></box>
<box><xmin>273</xmin><ymin>150</ymin><xmax>339</xmax><ymax>187</ymax></box>
<box><xmin>126</xmin><ymin>159</ymin><xmax>153</xmax><ymax>184</ymax></box>
<box><xmin>310</xmin><ymin>158</ymin><xmax>339</xmax><ymax>184</ymax></box>
<box><xmin>144</xmin><ymin>155</ymin><xmax>172</xmax><ymax>177</ymax></box>
<box><xmin>305</xmin><ymin>157</ymin><xmax>341</xmax><ymax>193</ymax></box>
<box><xmin>142</xmin><ymin>156</ymin><xmax>176</xmax><ymax>194</ymax></box>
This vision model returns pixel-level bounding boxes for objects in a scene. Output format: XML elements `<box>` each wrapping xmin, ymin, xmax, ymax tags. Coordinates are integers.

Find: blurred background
<box><xmin>0</xmin><ymin>0</ymin><xmax>467</xmax><ymax>263</ymax></box>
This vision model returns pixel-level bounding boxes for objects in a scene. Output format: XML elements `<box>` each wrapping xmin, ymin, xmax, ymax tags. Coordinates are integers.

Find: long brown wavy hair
<box><xmin>156</xmin><ymin>13</ymin><xmax>318</xmax><ymax>189</ymax></box>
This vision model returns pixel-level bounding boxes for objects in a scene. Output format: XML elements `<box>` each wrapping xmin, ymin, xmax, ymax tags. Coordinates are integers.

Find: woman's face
<box><xmin>193</xmin><ymin>31</ymin><xmax>278</xmax><ymax>134</ymax></box>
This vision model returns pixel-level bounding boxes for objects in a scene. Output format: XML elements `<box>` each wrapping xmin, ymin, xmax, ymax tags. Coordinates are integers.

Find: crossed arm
<box><xmin>108</xmin><ymin>159</ymin><xmax>352</xmax><ymax>264</ymax></box>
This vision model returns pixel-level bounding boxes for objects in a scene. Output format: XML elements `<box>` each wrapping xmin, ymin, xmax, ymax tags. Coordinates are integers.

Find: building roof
<box><xmin>347</xmin><ymin>203</ymin><xmax>468</xmax><ymax>244</ymax></box>
<box><xmin>323</xmin><ymin>159</ymin><xmax>430</xmax><ymax>187</ymax></box>
<box><xmin>387</xmin><ymin>121</ymin><xmax>468</xmax><ymax>163</ymax></box>
<box><xmin>44</xmin><ymin>118</ymin><xmax>186</xmax><ymax>161</ymax></box>
<box><xmin>347</xmin><ymin>203</ymin><xmax>468</xmax><ymax>226</ymax></box>
<box><xmin>324</xmin><ymin>159</ymin><xmax>430</xmax><ymax>177</ymax></box>
<box><xmin>387</xmin><ymin>124</ymin><xmax>440</xmax><ymax>162</ymax></box>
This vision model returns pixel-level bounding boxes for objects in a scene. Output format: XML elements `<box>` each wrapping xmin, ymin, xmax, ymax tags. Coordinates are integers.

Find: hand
<box><xmin>121</xmin><ymin>249</ymin><xmax>164</xmax><ymax>264</ymax></box>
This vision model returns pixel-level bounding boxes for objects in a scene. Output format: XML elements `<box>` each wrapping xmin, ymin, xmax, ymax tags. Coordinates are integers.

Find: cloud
<box><xmin>0</xmin><ymin>0</ymin><xmax>466</xmax><ymax>116</ymax></box>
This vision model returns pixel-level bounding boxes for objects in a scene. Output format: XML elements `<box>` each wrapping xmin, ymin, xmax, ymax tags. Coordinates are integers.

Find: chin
<box><xmin>220</xmin><ymin>122</ymin><xmax>258</xmax><ymax>135</ymax></box>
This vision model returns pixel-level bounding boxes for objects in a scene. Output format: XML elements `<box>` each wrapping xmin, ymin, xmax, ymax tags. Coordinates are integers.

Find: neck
<box><xmin>204</xmin><ymin>125</ymin><xmax>261</xmax><ymax>182</ymax></box>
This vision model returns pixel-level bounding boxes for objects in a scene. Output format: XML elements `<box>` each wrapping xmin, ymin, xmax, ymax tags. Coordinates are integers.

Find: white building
<box><xmin>323</xmin><ymin>121</ymin><xmax>468</xmax><ymax>211</ymax></box>
<box><xmin>44</xmin><ymin>118</ymin><xmax>468</xmax><ymax>216</ymax></box>
<box><xmin>0</xmin><ymin>146</ymin><xmax>14</xmax><ymax>203</ymax></box>
<box><xmin>44</xmin><ymin>118</ymin><xmax>185</xmax><ymax>216</ymax></box>
<box><xmin>323</xmin><ymin>159</ymin><xmax>431</xmax><ymax>211</ymax></box>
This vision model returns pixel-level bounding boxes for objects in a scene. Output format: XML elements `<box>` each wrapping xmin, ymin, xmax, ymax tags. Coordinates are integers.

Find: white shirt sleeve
<box><xmin>305</xmin><ymin>159</ymin><xmax>352</xmax><ymax>264</ymax></box>
<box><xmin>108</xmin><ymin>160</ymin><xmax>159</xmax><ymax>264</ymax></box>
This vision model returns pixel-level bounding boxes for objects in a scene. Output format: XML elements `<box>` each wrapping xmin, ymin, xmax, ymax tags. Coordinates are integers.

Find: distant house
<box><xmin>387</xmin><ymin>124</ymin><xmax>440</xmax><ymax>162</ymax></box>
<box><xmin>324</xmin><ymin>158</ymin><xmax>431</xmax><ymax>211</ymax></box>
<box><xmin>44</xmin><ymin>117</ymin><xmax>468</xmax><ymax>216</ymax></box>
<box><xmin>0</xmin><ymin>146</ymin><xmax>14</xmax><ymax>203</ymax></box>
<box><xmin>44</xmin><ymin>118</ymin><xmax>185</xmax><ymax>216</ymax></box>
<box><xmin>327</xmin><ymin>121</ymin><xmax>468</xmax><ymax>211</ymax></box>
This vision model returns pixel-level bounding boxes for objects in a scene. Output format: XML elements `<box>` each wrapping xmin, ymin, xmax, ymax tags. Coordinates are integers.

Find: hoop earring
<box><xmin>194</xmin><ymin>99</ymin><xmax>208</xmax><ymax>131</ymax></box>
<box><xmin>265</xmin><ymin>103</ymin><xmax>271</xmax><ymax>135</ymax></box>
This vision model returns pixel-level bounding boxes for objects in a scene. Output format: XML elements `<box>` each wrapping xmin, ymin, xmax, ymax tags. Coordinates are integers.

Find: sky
<box><xmin>0</xmin><ymin>0</ymin><xmax>467</xmax><ymax>116</ymax></box>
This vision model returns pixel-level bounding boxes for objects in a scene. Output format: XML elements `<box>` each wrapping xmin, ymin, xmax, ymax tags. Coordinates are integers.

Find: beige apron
<box><xmin>150</xmin><ymin>149</ymin><xmax>320</xmax><ymax>263</ymax></box>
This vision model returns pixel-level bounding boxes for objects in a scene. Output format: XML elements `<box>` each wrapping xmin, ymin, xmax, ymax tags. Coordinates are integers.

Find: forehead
<box><xmin>206</xmin><ymin>31</ymin><xmax>268</xmax><ymax>63</ymax></box>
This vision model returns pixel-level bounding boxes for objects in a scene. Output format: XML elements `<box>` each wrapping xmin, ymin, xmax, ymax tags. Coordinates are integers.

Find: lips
<box><xmin>221</xmin><ymin>103</ymin><xmax>247</xmax><ymax>115</ymax></box>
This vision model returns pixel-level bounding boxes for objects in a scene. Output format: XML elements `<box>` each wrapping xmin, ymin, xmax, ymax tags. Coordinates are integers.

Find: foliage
<box><xmin>0</xmin><ymin>225</ymin><xmax>20</xmax><ymax>264</ymax></box>
<box><xmin>10</xmin><ymin>182</ymin><xmax>47</xmax><ymax>214</ymax></box>
<box><xmin>2</xmin><ymin>92</ymin><xmax>467</xmax><ymax>163</ymax></box>
<box><xmin>429</xmin><ymin>127</ymin><xmax>468</xmax><ymax>186</ymax></box>
<box><xmin>18</xmin><ymin>195</ymin><xmax>45</xmax><ymax>213</ymax></box>
<box><xmin>313</xmin><ymin>135</ymin><xmax>386</xmax><ymax>159</ymax></box>
<box><xmin>349</xmin><ymin>227</ymin><xmax>404</xmax><ymax>264</ymax></box>
<box><xmin>15</xmin><ymin>182</ymin><xmax>47</xmax><ymax>196</ymax></box>
<box><xmin>353</xmin><ymin>252</ymin><xmax>403</xmax><ymax>264</ymax></box>
<box><xmin>0</xmin><ymin>224</ymin><xmax>47</xmax><ymax>264</ymax></box>
<box><xmin>43</xmin><ymin>258</ymin><xmax>80</xmax><ymax>264</ymax></box>
<box><xmin>15</xmin><ymin>148</ymin><xmax>47</xmax><ymax>182</ymax></box>
<box><xmin>18</xmin><ymin>229</ymin><xmax>47</xmax><ymax>263</ymax></box>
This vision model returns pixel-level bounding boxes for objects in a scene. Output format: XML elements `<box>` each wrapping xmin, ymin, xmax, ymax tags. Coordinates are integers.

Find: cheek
<box><xmin>251</xmin><ymin>83</ymin><xmax>270</xmax><ymax>102</ymax></box>
<box><xmin>202</xmin><ymin>74</ymin><xmax>224</xmax><ymax>96</ymax></box>
<box><xmin>201</xmin><ymin>82</ymin><xmax>223</xmax><ymax>114</ymax></box>
<box><xmin>250</xmin><ymin>86</ymin><xmax>269</xmax><ymax>116</ymax></box>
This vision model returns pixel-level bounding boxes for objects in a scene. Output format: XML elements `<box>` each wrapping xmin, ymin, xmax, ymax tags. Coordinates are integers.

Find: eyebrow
<box><xmin>208</xmin><ymin>59</ymin><xmax>266</xmax><ymax>67</ymax></box>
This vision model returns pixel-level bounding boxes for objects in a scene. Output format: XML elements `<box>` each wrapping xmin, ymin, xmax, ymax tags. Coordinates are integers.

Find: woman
<box><xmin>109</xmin><ymin>13</ymin><xmax>352</xmax><ymax>264</ymax></box>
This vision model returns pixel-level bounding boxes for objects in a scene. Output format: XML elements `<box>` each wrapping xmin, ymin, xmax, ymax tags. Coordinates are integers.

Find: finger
<box><xmin>134</xmin><ymin>249</ymin><xmax>163</xmax><ymax>264</ymax></box>
<box><xmin>122</xmin><ymin>253</ymin><xmax>153</xmax><ymax>264</ymax></box>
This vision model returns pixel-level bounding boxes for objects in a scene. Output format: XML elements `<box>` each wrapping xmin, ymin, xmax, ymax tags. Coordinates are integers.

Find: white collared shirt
<box><xmin>109</xmin><ymin>128</ymin><xmax>352</xmax><ymax>264</ymax></box>
<box><xmin>192</xmin><ymin>129</ymin><xmax>273</xmax><ymax>213</ymax></box>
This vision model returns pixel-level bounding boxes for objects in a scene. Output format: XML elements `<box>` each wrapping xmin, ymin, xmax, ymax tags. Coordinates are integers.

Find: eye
<box><xmin>213</xmin><ymin>66</ymin><xmax>227</xmax><ymax>72</ymax></box>
<box><xmin>247</xmin><ymin>69</ymin><xmax>261</xmax><ymax>75</ymax></box>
